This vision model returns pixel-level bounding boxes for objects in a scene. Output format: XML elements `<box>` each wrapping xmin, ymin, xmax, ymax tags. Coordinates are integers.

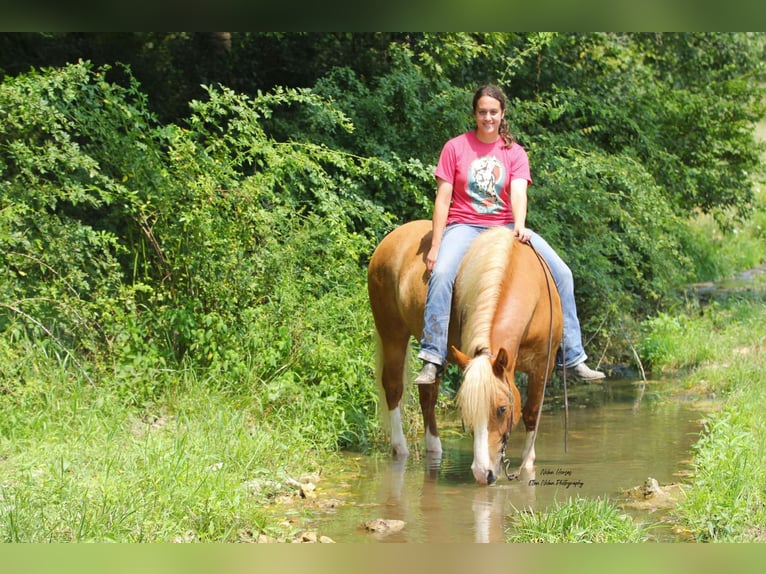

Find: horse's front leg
<box><xmin>418</xmin><ymin>380</ymin><xmax>442</xmax><ymax>455</ymax></box>
<box><xmin>503</xmin><ymin>422</ymin><xmax>536</xmax><ymax>480</ymax></box>
<box><xmin>520</xmin><ymin>371</ymin><xmax>546</xmax><ymax>470</ymax></box>
<box><xmin>519</xmin><ymin>432</ymin><xmax>536</xmax><ymax>470</ymax></box>
<box><xmin>389</xmin><ymin>405</ymin><xmax>409</xmax><ymax>457</ymax></box>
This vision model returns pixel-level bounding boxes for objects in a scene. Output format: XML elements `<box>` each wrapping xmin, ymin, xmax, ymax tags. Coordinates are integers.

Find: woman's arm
<box><xmin>427</xmin><ymin>177</ymin><xmax>454</xmax><ymax>272</ymax></box>
<box><xmin>510</xmin><ymin>177</ymin><xmax>531</xmax><ymax>243</ymax></box>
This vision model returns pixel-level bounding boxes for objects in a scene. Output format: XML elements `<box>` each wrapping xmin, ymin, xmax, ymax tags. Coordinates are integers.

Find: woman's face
<box><xmin>473</xmin><ymin>95</ymin><xmax>505</xmax><ymax>142</ymax></box>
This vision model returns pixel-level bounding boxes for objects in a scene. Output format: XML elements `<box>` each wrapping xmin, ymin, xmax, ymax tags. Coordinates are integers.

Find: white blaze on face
<box><xmin>471</xmin><ymin>421</ymin><xmax>493</xmax><ymax>484</ymax></box>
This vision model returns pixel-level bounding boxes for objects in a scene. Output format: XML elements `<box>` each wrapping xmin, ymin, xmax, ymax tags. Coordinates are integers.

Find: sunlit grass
<box><xmin>668</xmin><ymin>300</ymin><xmax>766</xmax><ymax>541</ymax></box>
<box><xmin>0</xmin><ymin>349</ymin><xmax>329</xmax><ymax>542</ymax></box>
<box><xmin>506</xmin><ymin>497</ymin><xmax>650</xmax><ymax>543</ymax></box>
<box><xmin>636</xmin><ymin>263</ymin><xmax>766</xmax><ymax>542</ymax></box>
<box><xmin>676</xmin><ymin>390</ymin><xmax>766</xmax><ymax>542</ymax></box>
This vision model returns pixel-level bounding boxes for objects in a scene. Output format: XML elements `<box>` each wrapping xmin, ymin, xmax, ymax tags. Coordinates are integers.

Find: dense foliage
<box><xmin>1</xmin><ymin>33</ymin><xmax>765</xmax><ymax>452</ymax></box>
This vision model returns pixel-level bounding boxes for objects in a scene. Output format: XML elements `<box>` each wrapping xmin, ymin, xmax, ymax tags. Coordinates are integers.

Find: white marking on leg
<box><xmin>425</xmin><ymin>429</ymin><xmax>442</xmax><ymax>455</ymax></box>
<box><xmin>520</xmin><ymin>431</ymin><xmax>537</xmax><ymax>470</ymax></box>
<box><xmin>389</xmin><ymin>407</ymin><xmax>409</xmax><ymax>456</ymax></box>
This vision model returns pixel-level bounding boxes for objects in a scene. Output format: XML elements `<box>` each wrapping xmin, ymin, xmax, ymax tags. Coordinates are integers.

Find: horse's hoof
<box><xmin>425</xmin><ymin>432</ymin><xmax>442</xmax><ymax>455</ymax></box>
<box><xmin>392</xmin><ymin>446</ymin><xmax>409</xmax><ymax>458</ymax></box>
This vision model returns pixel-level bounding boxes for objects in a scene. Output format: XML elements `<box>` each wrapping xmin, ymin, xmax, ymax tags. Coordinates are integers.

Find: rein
<box><xmin>500</xmin><ymin>240</ymin><xmax>562</xmax><ymax>480</ymax></box>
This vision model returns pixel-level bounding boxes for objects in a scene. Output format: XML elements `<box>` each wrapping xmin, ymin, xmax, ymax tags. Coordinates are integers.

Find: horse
<box><xmin>367</xmin><ymin>220</ymin><xmax>563</xmax><ymax>485</ymax></box>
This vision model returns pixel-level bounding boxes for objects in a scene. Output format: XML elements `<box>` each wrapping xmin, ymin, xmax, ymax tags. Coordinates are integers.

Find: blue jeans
<box><xmin>418</xmin><ymin>223</ymin><xmax>587</xmax><ymax>368</ymax></box>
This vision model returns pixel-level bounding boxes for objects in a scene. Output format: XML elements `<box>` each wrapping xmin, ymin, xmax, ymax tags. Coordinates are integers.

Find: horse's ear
<box><xmin>451</xmin><ymin>345</ymin><xmax>470</xmax><ymax>370</ymax></box>
<box><xmin>492</xmin><ymin>348</ymin><xmax>510</xmax><ymax>378</ymax></box>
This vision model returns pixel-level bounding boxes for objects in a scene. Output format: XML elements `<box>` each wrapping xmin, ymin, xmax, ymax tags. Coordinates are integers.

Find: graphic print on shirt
<box><xmin>467</xmin><ymin>155</ymin><xmax>506</xmax><ymax>214</ymax></box>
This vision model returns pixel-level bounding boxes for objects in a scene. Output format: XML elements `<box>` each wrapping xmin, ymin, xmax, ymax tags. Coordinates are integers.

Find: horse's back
<box><xmin>368</xmin><ymin>221</ymin><xmax>561</xmax><ymax>365</ymax></box>
<box><xmin>455</xmin><ymin>226</ymin><xmax>562</xmax><ymax>367</ymax></box>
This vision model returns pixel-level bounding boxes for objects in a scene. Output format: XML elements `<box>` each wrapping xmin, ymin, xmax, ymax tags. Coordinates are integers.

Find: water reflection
<box><xmin>310</xmin><ymin>379</ymin><xmax>704</xmax><ymax>543</ymax></box>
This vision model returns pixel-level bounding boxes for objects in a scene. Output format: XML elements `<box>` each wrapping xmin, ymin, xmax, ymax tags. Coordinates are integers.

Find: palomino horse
<box><xmin>367</xmin><ymin>220</ymin><xmax>562</xmax><ymax>485</ymax></box>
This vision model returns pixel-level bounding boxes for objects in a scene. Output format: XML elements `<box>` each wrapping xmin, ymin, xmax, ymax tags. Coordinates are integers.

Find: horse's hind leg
<box><xmin>418</xmin><ymin>381</ymin><xmax>442</xmax><ymax>455</ymax></box>
<box><xmin>376</xmin><ymin>329</ymin><xmax>411</xmax><ymax>457</ymax></box>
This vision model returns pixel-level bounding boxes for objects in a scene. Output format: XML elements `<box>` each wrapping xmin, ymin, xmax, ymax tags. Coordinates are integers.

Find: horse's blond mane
<box><xmin>454</xmin><ymin>227</ymin><xmax>515</xmax><ymax>429</ymax></box>
<box><xmin>455</xmin><ymin>226</ymin><xmax>514</xmax><ymax>356</ymax></box>
<box><xmin>456</xmin><ymin>355</ymin><xmax>495</xmax><ymax>429</ymax></box>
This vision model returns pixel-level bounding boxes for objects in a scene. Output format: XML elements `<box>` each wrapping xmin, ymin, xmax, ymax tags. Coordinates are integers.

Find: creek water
<box><xmin>302</xmin><ymin>378</ymin><xmax>706</xmax><ymax>543</ymax></box>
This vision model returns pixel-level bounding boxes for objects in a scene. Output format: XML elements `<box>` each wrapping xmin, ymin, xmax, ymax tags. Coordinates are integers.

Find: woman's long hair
<box><xmin>472</xmin><ymin>85</ymin><xmax>515</xmax><ymax>148</ymax></box>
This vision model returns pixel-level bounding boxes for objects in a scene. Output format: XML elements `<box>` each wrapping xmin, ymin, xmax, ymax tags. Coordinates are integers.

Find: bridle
<box><xmin>499</xmin><ymin>240</ymin><xmax>562</xmax><ymax>481</ymax></box>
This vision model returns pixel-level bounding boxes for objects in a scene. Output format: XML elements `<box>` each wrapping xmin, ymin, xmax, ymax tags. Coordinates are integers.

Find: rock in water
<box><xmin>361</xmin><ymin>519</ymin><xmax>406</xmax><ymax>535</ymax></box>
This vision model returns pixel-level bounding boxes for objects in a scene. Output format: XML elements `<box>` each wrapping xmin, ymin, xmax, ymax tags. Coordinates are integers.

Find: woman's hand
<box><xmin>514</xmin><ymin>226</ymin><xmax>531</xmax><ymax>243</ymax></box>
<box><xmin>426</xmin><ymin>245</ymin><xmax>439</xmax><ymax>272</ymax></box>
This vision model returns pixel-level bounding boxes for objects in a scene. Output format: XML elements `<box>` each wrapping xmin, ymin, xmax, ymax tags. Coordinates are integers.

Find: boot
<box><xmin>567</xmin><ymin>362</ymin><xmax>606</xmax><ymax>381</ymax></box>
<box><xmin>413</xmin><ymin>362</ymin><xmax>440</xmax><ymax>385</ymax></box>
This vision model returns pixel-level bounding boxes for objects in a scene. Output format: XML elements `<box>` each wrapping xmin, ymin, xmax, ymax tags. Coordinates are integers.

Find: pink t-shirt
<box><xmin>434</xmin><ymin>131</ymin><xmax>532</xmax><ymax>226</ymax></box>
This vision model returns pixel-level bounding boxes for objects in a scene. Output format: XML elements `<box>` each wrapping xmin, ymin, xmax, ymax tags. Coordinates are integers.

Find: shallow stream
<box><xmin>301</xmin><ymin>378</ymin><xmax>707</xmax><ymax>543</ymax></box>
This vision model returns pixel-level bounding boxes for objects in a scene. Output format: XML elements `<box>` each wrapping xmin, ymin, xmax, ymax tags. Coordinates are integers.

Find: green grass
<box><xmin>615</xmin><ymin>290</ymin><xmax>766</xmax><ymax>542</ymax></box>
<box><xmin>0</xmin><ymin>349</ymin><xmax>336</xmax><ymax>542</ymax></box>
<box><xmin>638</xmin><ymin>310</ymin><xmax>721</xmax><ymax>373</ymax></box>
<box><xmin>668</xmin><ymin>296</ymin><xmax>766</xmax><ymax>541</ymax></box>
<box><xmin>506</xmin><ymin>497</ymin><xmax>650</xmax><ymax>543</ymax></box>
<box><xmin>638</xmin><ymin>191</ymin><xmax>766</xmax><ymax>531</ymax></box>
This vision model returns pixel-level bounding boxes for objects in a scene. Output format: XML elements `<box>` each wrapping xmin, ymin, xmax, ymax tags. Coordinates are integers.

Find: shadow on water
<box><xmin>306</xmin><ymin>378</ymin><xmax>707</xmax><ymax>543</ymax></box>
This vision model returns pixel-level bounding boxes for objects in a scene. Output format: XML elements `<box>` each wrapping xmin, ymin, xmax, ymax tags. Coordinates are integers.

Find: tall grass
<box><xmin>0</xmin><ymin>337</ymin><xmax>341</xmax><ymax>542</ymax></box>
<box><xmin>632</xmin><ymin>223</ymin><xmax>766</xmax><ymax>542</ymax></box>
<box><xmin>668</xmin><ymin>296</ymin><xmax>766</xmax><ymax>541</ymax></box>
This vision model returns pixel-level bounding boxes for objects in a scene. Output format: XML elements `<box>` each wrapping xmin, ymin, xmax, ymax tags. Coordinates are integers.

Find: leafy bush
<box><xmin>0</xmin><ymin>61</ymin><xmax>393</xmax><ymax>447</ymax></box>
<box><xmin>2</xmin><ymin>34</ymin><xmax>766</xmax><ymax>450</ymax></box>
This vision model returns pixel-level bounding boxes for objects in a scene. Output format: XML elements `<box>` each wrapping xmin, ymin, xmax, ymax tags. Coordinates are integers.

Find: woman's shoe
<box><xmin>413</xmin><ymin>362</ymin><xmax>440</xmax><ymax>385</ymax></box>
<box><xmin>568</xmin><ymin>362</ymin><xmax>606</xmax><ymax>381</ymax></box>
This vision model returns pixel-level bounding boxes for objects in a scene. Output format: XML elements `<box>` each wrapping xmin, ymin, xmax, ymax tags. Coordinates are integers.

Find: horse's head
<box><xmin>452</xmin><ymin>346</ymin><xmax>521</xmax><ymax>485</ymax></box>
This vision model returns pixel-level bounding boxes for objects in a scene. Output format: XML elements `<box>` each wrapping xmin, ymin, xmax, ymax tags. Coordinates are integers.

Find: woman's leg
<box><xmin>417</xmin><ymin>224</ymin><xmax>484</xmax><ymax>367</ymax></box>
<box><xmin>524</xmin><ymin>230</ymin><xmax>588</xmax><ymax>368</ymax></box>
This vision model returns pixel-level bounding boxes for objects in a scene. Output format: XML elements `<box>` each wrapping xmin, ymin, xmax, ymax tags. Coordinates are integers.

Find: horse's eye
<box><xmin>496</xmin><ymin>406</ymin><xmax>507</xmax><ymax>419</ymax></box>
